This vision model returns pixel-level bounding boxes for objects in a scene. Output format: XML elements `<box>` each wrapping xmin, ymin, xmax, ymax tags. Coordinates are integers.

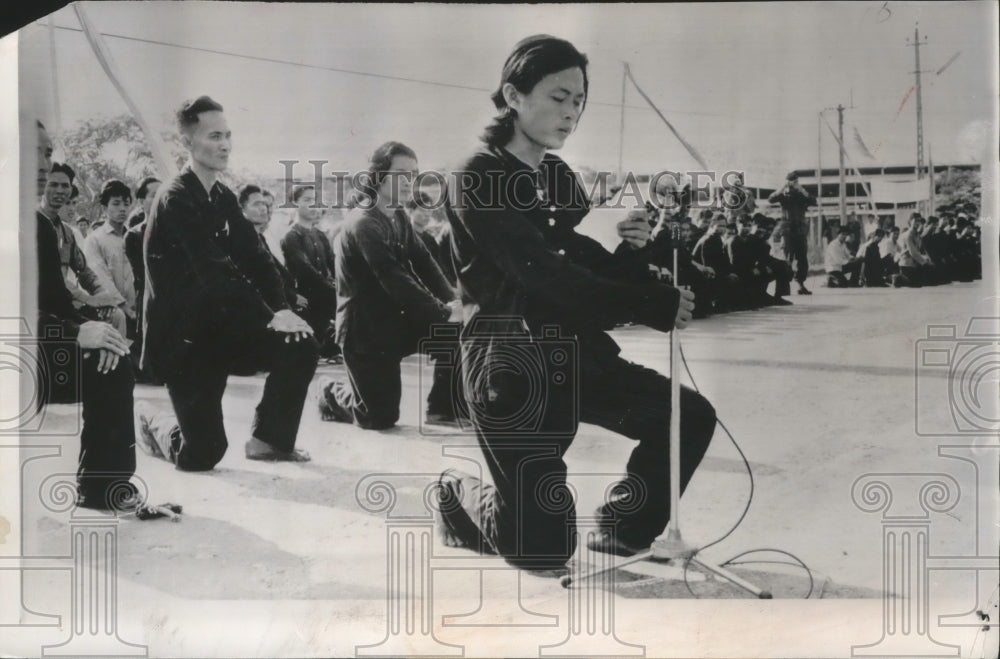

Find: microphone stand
<box><xmin>562</xmin><ymin>220</ymin><xmax>772</xmax><ymax>599</ymax></box>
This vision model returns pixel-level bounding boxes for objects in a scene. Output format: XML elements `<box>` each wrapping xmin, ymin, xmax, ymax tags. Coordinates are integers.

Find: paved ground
<box><xmin>9</xmin><ymin>276</ymin><xmax>998</xmax><ymax>657</ymax></box>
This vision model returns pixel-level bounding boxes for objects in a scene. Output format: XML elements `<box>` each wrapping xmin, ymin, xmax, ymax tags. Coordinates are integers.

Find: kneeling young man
<box><xmin>319</xmin><ymin>141</ymin><xmax>462</xmax><ymax>429</ymax></box>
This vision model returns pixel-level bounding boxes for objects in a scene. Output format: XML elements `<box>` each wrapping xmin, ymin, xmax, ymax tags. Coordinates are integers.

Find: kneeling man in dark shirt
<box><xmin>142</xmin><ymin>96</ymin><xmax>318</xmax><ymax>470</ymax></box>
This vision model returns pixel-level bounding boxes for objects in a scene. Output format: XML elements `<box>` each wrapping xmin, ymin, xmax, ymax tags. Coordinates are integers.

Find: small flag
<box><xmin>853</xmin><ymin>127</ymin><xmax>876</xmax><ymax>160</ymax></box>
<box><xmin>895</xmin><ymin>86</ymin><xmax>915</xmax><ymax>120</ymax></box>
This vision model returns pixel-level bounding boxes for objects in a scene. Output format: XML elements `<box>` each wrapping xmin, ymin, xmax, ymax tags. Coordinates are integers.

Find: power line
<box><xmin>47</xmin><ymin>22</ymin><xmax>816</xmax><ymax>124</ymax></box>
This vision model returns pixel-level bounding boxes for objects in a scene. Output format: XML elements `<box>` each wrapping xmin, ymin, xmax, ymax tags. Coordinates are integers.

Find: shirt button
<box><xmin>548</xmin><ymin>218</ymin><xmax>556</xmax><ymax>227</ymax></box>
<box><xmin>549</xmin><ymin>205</ymin><xmax>556</xmax><ymax>212</ymax></box>
<box><xmin>557</xmin><ymin>249</ymin><xmax>566</xmax><ymax>256</ymax></box>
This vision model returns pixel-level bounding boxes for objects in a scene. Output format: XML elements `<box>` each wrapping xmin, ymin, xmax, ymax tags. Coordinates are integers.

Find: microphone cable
<box><xmin>676</xmin><ymin>341</ymin><xmax>817</xmax><ymax>599</ymax></box>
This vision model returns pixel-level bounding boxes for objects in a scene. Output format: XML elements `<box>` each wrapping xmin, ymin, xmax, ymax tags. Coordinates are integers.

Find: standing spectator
<box><xmin>58</xmin><ymin>184</ymin><xmax>82</xmax><ymax>227</ymax></box>
<box><xmin>38</xmin><ymin>162</ymin><xmax>127</xmax><ymax>334</ymax></box>
<box><xmin>76</xmin><ymin>217</ymin><xmax>91</xmax><ymax>239</ymax></box>
<box><xmin>259</xmin><ymin>189</ymin><xmax>286</xmax><ymax>264</ymax></box>
<box><xmin>84</xmin><ymin>179</ymin><xmax>138</xmax><ymax>330</ymax></box>
<box><xmin>281</xmin><ymin>185</ymin><xmax>340</xmax><ymax>359</ymax></box>
<box><xmin>128</xmin><ymin>176</ymin><xmax>161</xmax><ymax>229</ymax></box>
<box><xmin>33</xmin><ymin>121</ymin><xmax>155</xmax><ymax>514</ymax></box>
<box><xmin>143</xmin><ymin>96</ymin><xmax>317</xmax><ymax>469</ymax></box>
<box><xmin>768</xmin><ymin>172</ymin><xmax>816</xmax><ymax>295</ymax></box>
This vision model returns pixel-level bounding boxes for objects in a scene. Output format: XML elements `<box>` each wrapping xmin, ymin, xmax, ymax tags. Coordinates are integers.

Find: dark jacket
<box><xmin>38</xmin><ymin>210</ymin><xmax>84</xmax><ymax>340</ymax></box>
<box><xmin>37</xmin><ymin>211</ymin><xmax>86</xmax><ymax>406</ymax></box>
<box><xmin>446</xmin><ymin>146</ymin><xmax>681</xmax><ymax>342</ymax></box>
<box><xmin>142</xmin><ymin>167</ymin><xmax>289</xmax><ymax>378</ymax></box>
<box><xmin>334</xmin><ymin>204</ymin><xmax>454</xmax><ymax>355</ymax></box>
<box><xmin>768</xmin><ymin>185</ymin><xmax>816</xmax><ymax>227</ymax></box>
<box><xmin>693</xmin><ymin>232</ymin><xmax>731</xmax><ymax>276</ymax></box>
<box><xmin>124</xmin><ymin>220</ymin><xmax>145</xmax><ymax>312</ymax></box>
<box><xmin>281</xmin><ymin>222</ymin><xmax>337</xmax><ymax>306</ymax></box>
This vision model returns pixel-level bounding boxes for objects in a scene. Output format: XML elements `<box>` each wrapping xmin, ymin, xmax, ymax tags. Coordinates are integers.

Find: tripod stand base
<box><xmin>649</xmin><ymin>528</ymin><xmax>697</xmax><ymax>561</ymax></box>
<box><xmin>689</xmin><ymin>557</ymin><xmax>773</xmax><ymax>599</ymax></box>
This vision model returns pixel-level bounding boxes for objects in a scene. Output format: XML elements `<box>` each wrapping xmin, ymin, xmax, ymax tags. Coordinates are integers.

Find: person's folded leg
<box><xmin>165</xmin><ymin>366</ymin><xmax>229</xmax><ymax>471</ymax></box>
<box><xmin>249</xmin><ymin>334</ymin><xmax>319</xmax><ymax>452</ymax></box>
<box><xmin>78</xmin><ymin>350</ymin><xmax>137</xmax><ymax>509</ymax></box>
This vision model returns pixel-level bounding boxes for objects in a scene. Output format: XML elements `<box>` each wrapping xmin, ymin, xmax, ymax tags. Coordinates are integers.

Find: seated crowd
<box><xmin>824</xmin><ymin>211</ymin><xmax>983</xmax><ymax>288</ymax></box>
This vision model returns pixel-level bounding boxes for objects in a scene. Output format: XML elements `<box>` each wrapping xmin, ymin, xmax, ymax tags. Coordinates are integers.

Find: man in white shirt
<box><xmin>824</xmin><ymin>226</ymin><xmax>862</xmax><ymax>287</ymax></box>
<box><xmin>84</xmin><ymin>179</ymin><xmax>137</xmax><ymax>327</ymax></box>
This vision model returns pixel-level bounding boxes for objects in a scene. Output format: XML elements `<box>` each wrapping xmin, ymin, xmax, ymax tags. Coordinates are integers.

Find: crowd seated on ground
<box><xmin>824</xmin><ymin>211</ymin><xmax>982</xmax><ymax>288</ymax></box>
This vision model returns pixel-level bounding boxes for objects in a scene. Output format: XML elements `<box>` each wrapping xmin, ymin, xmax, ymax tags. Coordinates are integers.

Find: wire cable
<box><xmin>677</xmin><ymin>342</ymin><xmax>815</xmax><ymax>598</ymax></box>
<box><xmin>45</xmin><ymin>22</ymin><xmax>819</xmax><ymax>124</ymax></box>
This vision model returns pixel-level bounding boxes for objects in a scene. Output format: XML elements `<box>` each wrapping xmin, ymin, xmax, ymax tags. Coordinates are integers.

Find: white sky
<box><xmin>21</xmin><ymin>1</ymin><xmax>999</xmax><ymax>188</ymax></box>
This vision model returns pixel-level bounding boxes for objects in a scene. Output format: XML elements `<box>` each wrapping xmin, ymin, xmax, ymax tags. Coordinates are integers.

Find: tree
<box><xmin>59</xmin><ymin>114</ymin><xmax>184</xmax><ymax>220</ymax></box>
<box><xmin>934</xmin><ymin>168</ymin><xmax>981</xmax><ymax>216</ymax></box>
<box><xmin>58</xmin><ymin>114</ymin><xmax>260</xmax><ymax>220</ymax></box>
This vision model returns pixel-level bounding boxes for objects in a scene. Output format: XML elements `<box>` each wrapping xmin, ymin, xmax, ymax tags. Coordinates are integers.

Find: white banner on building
<box><xmin>869</xmin><ymin>178</ymin><xmax>931</xmax><ymax>203</ymax></box>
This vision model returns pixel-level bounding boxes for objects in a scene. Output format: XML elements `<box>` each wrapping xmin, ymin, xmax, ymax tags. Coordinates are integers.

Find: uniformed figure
<box><xmin>318</xmin><ymin>141</ymin><xmax>464</xmax><ymax>429</ymax></box>
<box><xmin>768</xmin><ymin>172</ymin><xmax>816</xmax><ymax>295</ymax></box>
<box><xmin>435</xmin><ymin>35</ymin><xmax>716</xmax><ymax>572</ymax></box>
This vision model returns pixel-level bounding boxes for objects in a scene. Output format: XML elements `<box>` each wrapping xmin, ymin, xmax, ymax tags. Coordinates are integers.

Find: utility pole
<box><xmin>816</xmin><ymin>113</ymin><xmax>823</xmax><ymax>248</ymax></box>
<box><xmin>907</xmin><ymin>25</ymin><xmax>928</xmax><ymax>180</ymax></box>
<box><xmin>617</xmin><ymin>63</ymin><xmax>627</xmax><ymax>186</ymax></box>
<box><xmin>837</xmin><ymin>104</ymin><xmax>847</xmax><ymax>223</ymax></box>
<box><xmin>907</xmin><ymin>24</ymin><xmax>929</xmax><ymax>215</ymax></box>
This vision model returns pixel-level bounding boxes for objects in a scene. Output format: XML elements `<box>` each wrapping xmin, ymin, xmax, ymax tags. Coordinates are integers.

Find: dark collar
<box><xmin>180</xmin><ymin>166</ymin><xmax>224</xmax><ymax>204</ymax></box>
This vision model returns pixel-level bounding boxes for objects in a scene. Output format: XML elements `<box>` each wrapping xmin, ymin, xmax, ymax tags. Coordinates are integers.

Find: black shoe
<box><xmin>797</xmin><ymin>284</ymin><xmax>812</xmax><ymax>295</ymax></box>
<box><xmin>77</xmin><ymin>482</ymin><xmax>141</xmax><ymax>512</ymax></box>
<box><xmin>586</xmin><ymin>530</ymin><xmax>648</xmax><ymax>557</ymax></box>
<box><xmin>772</xmin><ymin>296</ymin><xmax>793</xmax><ymax>306</ymax></box>
<box><xmin>425</xmin><ymin>411</ymin><xmax>460</xmax><ymax>427</ymax></box>
<box><xmin>317</xmin><ymin>378</ymin><xmax>353</xmax><ymax>423</ymax></box>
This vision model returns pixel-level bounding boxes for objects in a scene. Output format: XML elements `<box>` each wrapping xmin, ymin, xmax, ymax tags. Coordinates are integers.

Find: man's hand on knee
<box><xmin>267</xmin><ymin>309</ymin><xmax>314</xmax><ymax>342</ymax></box>
<box><xmin>77</xmin><ymin>321</ymin><xmax>129</xmax><ymax>374</ymax></box>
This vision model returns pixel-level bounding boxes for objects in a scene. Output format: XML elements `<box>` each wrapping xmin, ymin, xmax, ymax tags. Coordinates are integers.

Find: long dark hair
<box><xmin>481</xmin><ymin>35</ymin><xmax>589</xmax><ymax>148</ymax></box>
<box><xmin>353</xmin><ymin>141</ymin><xmax>417</xmax><ymax>206</ymax></box>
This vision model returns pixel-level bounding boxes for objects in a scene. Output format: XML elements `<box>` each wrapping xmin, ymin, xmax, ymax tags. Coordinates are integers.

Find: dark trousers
<box><xmin>896</xmin><ymin>264</ymin><xmax>937</xmax><ymax>288</ymax></box>
<box><xmin>782</xmin><ymin>229</ymin><xmax>810</xmax><ymax>284</ymax></box>
<box><xmin>827</xmin><ymin>259</ymin><xmax>862</xmax><ymax>287</ymax></box>
<box><xmin>301</xmin><ymin>289</ymin><xmax>340</xmax><ymax>358</ymax></box>
<box><xmin>860</xmin><ymin>246</ymin><xmax>886</xmax><ymax>286</ymax></box>
<box><xmin>164</xmin><ymin>330</ymin><xmax>318</xmax><ymax>471</ymax></box>
<box><xmin>768</xmin><ymin>258</ymin><xmax>793</xmax><ymax>296</ymax></box>
<box><xmin>440</xmin><ymin>342</ymin><xmax>716</xmax><ymax>570</ymax></box>
<box><xmin>38</xmin><ymin>341</ymin><xmax>137</xmax><ymax>507</ymax></box>
<box><xmin>333</xmin><ymin>333</ymin><xmax>464</xmax><ymax>430</ymax></box>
